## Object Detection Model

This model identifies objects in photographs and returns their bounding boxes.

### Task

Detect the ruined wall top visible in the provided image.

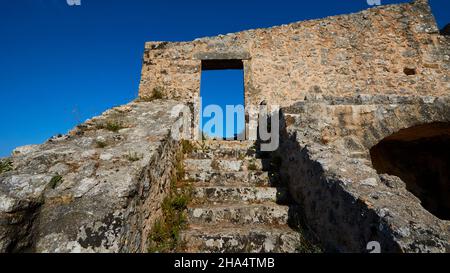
[138,0,449,107]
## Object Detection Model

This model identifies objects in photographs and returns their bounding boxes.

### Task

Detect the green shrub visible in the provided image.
[126,152,142,162]
[96,140,108,148]
[0,159,13,174]
[148,151,191,253]
[147,191,190,253]
[105,121,124,132]
[139,87,165,102]
[181,140,195,154]
[49,175,63,189]
[248,161,258,171]
[151,86,165,100]
[148,220,171,253]
[96,120,125,132]
[175,152,185,181]
[170,194,189,211]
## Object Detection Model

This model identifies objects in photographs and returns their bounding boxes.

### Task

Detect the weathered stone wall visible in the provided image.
[0,100,184,253]
[138,0,448,107]
[277,95,450,252]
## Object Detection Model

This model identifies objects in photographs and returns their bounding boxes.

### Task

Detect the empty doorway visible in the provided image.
[200,60,245,140]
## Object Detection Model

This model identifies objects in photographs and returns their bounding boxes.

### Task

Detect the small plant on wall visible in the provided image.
[147,150,192,253]
[151,86,165,100]
[136,86,166,102]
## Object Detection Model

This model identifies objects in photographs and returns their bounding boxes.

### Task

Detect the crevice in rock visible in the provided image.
[4,202,43,253]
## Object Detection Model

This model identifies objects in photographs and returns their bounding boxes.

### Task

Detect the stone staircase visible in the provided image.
[179,140,303,253]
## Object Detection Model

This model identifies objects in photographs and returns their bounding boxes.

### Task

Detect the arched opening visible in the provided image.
[370,122,450,220]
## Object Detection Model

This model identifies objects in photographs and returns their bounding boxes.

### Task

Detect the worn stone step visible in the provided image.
[191,186,289,204]
[187,149,257,160]
[184,170,278,186]
[187,202,289,226]
[181,224,301,253]
[184,158,263,172]
[185,141,257,159]
[197,140,255,150]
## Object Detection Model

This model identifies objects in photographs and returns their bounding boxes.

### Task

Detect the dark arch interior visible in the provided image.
[441,23,450,35]
[370,122,450,220]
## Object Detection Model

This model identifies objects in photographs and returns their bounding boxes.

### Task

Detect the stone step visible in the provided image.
[198,140,255,150]
[181,224,301,253]
[185,141,257,156]
[184,170,278,186]
[191,186,289,204]
[184,158,263,172]
[187,149,257,160]
[187,202,289,226]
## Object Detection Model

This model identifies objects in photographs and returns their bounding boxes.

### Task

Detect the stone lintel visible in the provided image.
[194,51,251,61]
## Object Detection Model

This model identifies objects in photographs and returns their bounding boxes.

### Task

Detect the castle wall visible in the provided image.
[138,0,449,107]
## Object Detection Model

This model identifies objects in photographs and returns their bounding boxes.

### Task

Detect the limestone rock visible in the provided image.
[0,100,182,253]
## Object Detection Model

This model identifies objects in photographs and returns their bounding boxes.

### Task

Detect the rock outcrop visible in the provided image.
[0,101,183,252]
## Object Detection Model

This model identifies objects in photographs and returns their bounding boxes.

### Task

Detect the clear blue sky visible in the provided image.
[0,0,448,156]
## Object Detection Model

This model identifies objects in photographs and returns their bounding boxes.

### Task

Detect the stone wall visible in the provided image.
[276,95,450,252]
[0,100,183,253]
[138,0,448,107]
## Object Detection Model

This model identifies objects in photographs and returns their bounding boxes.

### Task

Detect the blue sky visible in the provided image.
[0,0,448,156]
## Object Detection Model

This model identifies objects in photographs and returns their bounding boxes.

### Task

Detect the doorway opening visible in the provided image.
[200,60,245,140]
[370,122,450,220]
